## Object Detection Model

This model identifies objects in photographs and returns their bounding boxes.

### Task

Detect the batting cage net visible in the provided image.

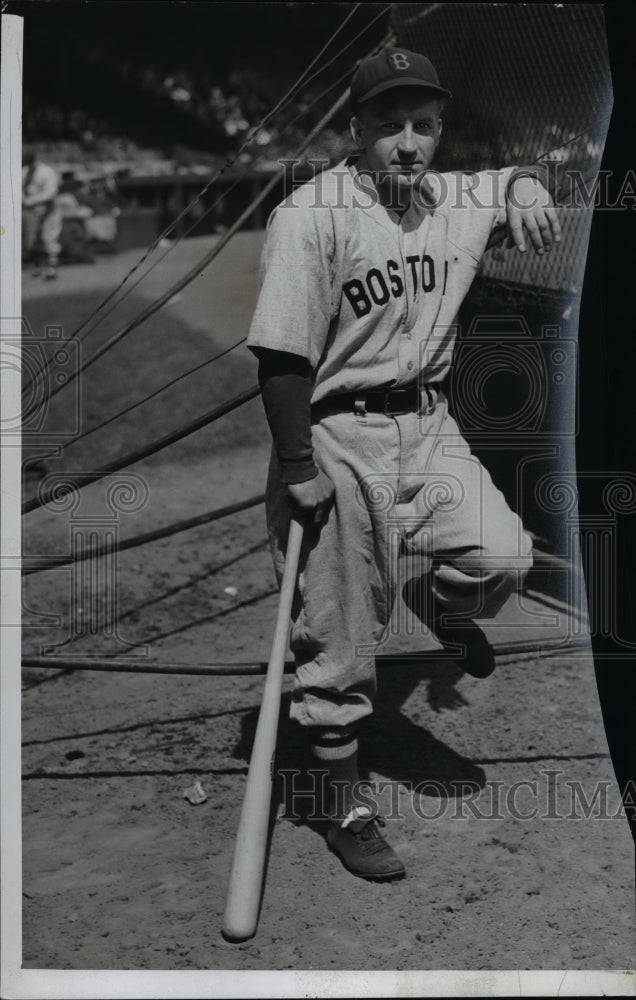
[391,2,612,295]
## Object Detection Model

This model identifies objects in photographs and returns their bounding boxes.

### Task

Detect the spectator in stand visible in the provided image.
[22,146,62,279]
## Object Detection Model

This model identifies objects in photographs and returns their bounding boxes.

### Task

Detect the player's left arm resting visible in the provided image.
[504,166,562,255]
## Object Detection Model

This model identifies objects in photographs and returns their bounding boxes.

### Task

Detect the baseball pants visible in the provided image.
[266,388,533,730]
[22,204,62,264]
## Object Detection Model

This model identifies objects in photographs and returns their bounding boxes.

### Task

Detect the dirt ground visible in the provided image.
[18,235,634,973]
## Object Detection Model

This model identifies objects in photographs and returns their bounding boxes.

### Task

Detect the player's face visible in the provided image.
[351,90,443,202]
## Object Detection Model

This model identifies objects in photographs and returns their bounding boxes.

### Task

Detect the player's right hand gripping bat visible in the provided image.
[222,514,304,941]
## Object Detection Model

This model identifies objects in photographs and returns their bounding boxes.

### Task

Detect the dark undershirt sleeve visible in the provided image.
[253,347,318,485]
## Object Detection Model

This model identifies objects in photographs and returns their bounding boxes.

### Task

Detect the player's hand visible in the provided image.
[287,470,335,524]
[505,175,562,255]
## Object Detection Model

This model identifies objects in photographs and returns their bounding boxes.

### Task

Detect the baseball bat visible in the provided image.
[222,514,304,941]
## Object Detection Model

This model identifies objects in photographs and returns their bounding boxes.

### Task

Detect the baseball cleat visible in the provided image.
[326,816,406,881]
[431,610,496,679]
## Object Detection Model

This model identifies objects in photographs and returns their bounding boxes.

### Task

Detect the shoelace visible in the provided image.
[355,816,391,854]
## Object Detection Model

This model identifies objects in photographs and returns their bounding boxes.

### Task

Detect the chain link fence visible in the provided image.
[392,3,612,294]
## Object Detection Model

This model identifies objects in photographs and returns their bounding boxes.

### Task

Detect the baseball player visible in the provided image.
[22,146,62,280]
[247,47,561,880]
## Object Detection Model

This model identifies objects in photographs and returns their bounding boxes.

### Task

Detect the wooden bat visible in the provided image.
[222,514,305,941]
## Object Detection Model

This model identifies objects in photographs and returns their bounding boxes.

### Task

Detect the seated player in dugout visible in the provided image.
[247,47,561,881]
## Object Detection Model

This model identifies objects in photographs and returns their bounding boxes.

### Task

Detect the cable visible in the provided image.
[19,657,295,677]
[20,178,246,408]
[20,637,591,677]
[22,384,261,515]
[26,45,379,448]
[23,9,391,416]
[23,84,352,423]
[25,19,598,509]
[22,4,364,401]
[127,586,280,647]
[23,91,607,518]
[26,63,357,441]
[22,493,265,574]
[399,3,444,29]
[78,2,364,328]
[115,538,269,625]
[62,180,245,342]
[35,336,247,462]
[26,29,394,453]
[286,5,391,95]
[25,57,368,442]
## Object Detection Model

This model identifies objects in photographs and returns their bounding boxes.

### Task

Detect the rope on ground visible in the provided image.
[22,493,265,574]
[21,639,592,677]
[122,585,280,647]
[22,384,261,515]
[116,538,269,625]
[36,336,247,462]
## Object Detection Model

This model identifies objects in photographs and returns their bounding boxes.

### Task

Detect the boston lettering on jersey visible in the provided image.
[342,254,449,318]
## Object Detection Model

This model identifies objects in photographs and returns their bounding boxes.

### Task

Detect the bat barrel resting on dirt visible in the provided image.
[222,515,304,942]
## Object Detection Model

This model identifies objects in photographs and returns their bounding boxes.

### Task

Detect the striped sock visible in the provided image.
[308,726,360,823]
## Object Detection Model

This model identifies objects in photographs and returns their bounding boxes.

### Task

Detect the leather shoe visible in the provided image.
[326,816,406,881]
[432,609,496,679]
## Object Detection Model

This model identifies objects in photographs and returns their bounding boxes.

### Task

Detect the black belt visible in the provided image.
[314,382,440,417]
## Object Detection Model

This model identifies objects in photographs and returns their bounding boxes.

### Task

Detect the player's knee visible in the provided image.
[485,527,533,577]
[471,531,533,617]
[517,529,534,582]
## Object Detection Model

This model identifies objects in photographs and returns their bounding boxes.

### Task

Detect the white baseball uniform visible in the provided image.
[22,160,62,264]
[248,158,533,729]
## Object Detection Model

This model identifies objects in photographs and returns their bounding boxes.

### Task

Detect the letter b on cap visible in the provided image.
[391,52,410,70]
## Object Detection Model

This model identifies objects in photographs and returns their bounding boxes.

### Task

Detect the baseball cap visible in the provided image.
[350,47,452,106]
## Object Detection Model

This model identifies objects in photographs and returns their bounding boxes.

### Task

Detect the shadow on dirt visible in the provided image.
[231,663,487,846]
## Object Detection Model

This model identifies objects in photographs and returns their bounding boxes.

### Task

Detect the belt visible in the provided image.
[314,382,440,417]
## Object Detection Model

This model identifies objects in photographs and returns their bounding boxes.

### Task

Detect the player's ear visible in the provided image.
[350,115,364,148]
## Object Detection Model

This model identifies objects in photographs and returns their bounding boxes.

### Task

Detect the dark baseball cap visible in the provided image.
[350,47,451,106]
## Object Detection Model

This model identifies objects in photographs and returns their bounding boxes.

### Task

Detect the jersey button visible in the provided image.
[407,361,414,371]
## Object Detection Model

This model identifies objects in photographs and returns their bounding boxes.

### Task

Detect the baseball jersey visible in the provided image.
[22,161,59,207]
[247,157,517,404]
